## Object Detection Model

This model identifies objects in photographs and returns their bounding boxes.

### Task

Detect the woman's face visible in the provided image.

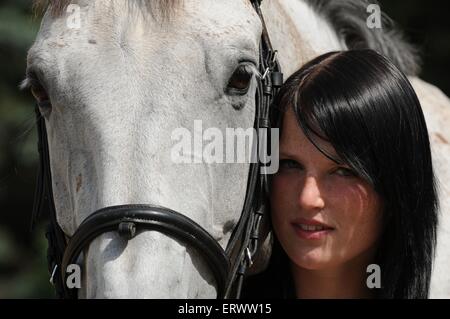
[271,108,383,270]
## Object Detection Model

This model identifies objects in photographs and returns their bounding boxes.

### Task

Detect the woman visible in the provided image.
[244,49,438,299]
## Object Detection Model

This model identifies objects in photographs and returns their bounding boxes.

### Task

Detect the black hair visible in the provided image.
[244,49,438,299]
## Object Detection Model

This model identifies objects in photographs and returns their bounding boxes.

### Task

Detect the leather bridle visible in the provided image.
[31,0,282,299]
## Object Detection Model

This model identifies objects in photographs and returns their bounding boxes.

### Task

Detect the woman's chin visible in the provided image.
[291,251,334,271]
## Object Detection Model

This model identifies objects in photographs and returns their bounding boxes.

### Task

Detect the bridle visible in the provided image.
[31,0,282,299]
[32,0,282,299]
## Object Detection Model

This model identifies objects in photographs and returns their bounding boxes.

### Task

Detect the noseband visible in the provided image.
[31,0,282,299]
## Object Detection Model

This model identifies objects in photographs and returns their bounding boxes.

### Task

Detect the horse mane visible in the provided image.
[33,0,181,19]
[305,0,421,76]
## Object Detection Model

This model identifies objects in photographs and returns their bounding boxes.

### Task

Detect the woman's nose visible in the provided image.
[298,176,325,210]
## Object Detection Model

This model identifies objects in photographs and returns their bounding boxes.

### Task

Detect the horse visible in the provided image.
[25,0,450,298]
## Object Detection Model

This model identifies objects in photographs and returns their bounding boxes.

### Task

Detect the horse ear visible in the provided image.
[306,0,421,76]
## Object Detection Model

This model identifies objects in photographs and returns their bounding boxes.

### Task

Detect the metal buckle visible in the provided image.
[118,221,137,240]
[49,264,58,284]
[270,51,278,66]
[261,68,270,80]
[245,247,253,267]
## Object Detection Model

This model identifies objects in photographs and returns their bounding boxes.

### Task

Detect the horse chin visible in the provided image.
[80,231,218,298]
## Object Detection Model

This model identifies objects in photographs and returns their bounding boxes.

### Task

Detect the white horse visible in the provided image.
[25,0,450,298]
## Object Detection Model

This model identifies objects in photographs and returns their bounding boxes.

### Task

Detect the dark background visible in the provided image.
[0,0,449,298]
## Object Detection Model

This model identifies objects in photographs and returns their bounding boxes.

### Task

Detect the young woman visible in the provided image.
[244,49,438,299]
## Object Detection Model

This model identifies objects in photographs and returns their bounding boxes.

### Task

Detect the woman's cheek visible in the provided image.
[326,178,383,255]
[271,172,298,204]
[270,173,298,229]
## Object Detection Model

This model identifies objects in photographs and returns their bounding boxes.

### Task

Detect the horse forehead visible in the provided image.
[76,0,260,39]
[185,0,261,33]
[31,0,261,68]
[27,0,262,117]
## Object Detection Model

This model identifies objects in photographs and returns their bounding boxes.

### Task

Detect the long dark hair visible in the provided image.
[257,49,438,299]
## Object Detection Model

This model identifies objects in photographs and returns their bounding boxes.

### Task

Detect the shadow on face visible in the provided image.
[270,108,383,271]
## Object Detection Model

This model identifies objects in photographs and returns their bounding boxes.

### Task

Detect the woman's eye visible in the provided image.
[333,167,356,177]
[279,159,302,170]
[226,64,254,95]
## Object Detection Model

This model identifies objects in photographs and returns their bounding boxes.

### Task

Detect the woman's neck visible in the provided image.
[291,249,377,299]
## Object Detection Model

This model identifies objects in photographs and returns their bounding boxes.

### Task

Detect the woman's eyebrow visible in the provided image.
[279,150,299,158]
[279,148,348,167]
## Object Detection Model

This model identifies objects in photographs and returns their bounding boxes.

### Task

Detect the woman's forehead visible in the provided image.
[280,108,341,163]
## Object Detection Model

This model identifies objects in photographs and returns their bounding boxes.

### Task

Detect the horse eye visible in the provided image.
[29,77,52,113]
[226,64,254,95]
[31,82,48,102]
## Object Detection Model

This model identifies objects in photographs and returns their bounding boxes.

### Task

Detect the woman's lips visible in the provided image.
[291,218,335,240]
